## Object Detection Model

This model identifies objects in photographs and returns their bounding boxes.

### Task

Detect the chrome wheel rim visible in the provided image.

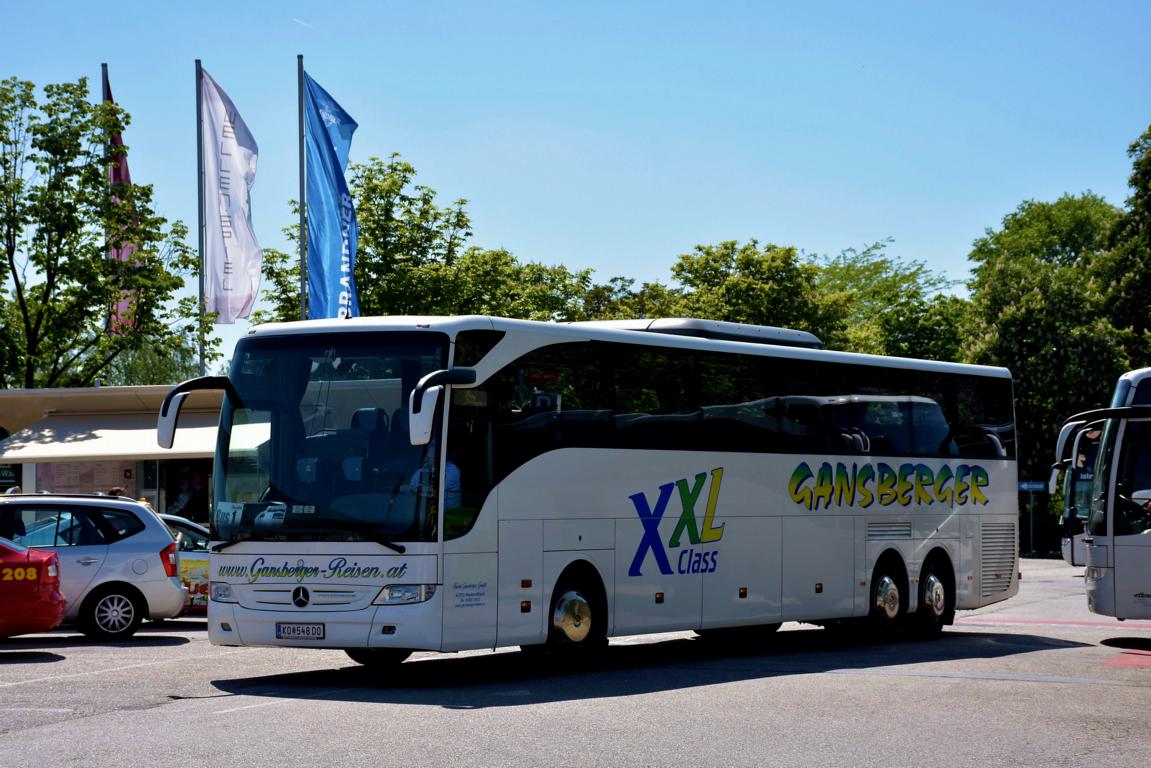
[875,576,900,621]
[923,574,946,620]
[552,590,592,643]
[94,594,135,634]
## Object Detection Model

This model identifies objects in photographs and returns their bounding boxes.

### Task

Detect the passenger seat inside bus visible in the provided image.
[341,407,390,483]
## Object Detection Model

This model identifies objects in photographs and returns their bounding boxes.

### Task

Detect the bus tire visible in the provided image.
[345,648,412,666]
[547,568,607,654]
[913,555,955,637]
[868,554,908,635]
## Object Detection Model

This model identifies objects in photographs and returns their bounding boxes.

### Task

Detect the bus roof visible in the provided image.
[242,315,1012,380]
[571,318,823,349]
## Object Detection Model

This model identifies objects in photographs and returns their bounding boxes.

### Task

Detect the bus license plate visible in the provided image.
[276,622,325,640]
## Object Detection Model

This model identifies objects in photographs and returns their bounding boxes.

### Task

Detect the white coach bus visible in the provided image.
[1051,367,1151,619]
[158,316,1019,665]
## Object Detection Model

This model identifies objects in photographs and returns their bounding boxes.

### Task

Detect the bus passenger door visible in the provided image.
[1110,419,1151,618]
[441,552,498,651]
[495,520,544,647]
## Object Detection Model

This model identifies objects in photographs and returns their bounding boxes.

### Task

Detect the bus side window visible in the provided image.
[1116,423,1151,535]
[445,388,494,541]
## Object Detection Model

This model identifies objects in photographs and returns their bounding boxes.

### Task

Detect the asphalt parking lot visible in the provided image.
[2,558,1150,768]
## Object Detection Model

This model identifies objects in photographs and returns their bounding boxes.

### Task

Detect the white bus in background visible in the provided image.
[1054,426,1100,567]
[158,316,1019,666]
[1051,367,1151,619]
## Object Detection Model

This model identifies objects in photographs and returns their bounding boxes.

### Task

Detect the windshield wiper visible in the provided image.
[210,536,245,553]
[368,535,406,554]
[282,521,408,553]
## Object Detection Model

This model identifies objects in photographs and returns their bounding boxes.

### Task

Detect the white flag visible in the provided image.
[200,69,261,324]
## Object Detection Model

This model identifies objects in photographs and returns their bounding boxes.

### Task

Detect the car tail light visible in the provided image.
[161,542,179,578]
[40,554,60,587]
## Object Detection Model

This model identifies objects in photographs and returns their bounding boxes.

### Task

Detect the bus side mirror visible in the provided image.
[158,392,191,449]
[1048,463,1065,495]
[409,386,442,446]
[157,376,232,449]
[409,368,477,446]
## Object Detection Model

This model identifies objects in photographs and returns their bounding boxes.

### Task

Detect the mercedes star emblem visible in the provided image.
[292,586,310,608]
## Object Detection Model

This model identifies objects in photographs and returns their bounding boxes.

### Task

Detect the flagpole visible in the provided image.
[101,61,110,242]
[195,59,206,376]
[297,54,308,321]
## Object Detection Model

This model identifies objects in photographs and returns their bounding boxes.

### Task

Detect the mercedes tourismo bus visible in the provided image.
[158,316,1019,665]
[1051,367,1151,619]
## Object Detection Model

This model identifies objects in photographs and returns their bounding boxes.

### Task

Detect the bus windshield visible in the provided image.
[212,331,449,545]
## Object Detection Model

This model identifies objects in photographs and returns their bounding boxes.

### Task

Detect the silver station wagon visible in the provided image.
[0,494,187,639]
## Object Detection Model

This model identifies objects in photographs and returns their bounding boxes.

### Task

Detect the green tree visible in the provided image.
[670,240,851,345]
[259,154,593,323]
[815,239,960,356]
[877,293,967,362]
[0,76,204,388]
[580,276,685,320]
[1093,124,1151,363]
[100,336,203,386]
[964,193,1127,487]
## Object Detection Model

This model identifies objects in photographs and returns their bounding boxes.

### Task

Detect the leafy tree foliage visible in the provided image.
[0,76,204,388]
[814,239,959,356]
[1093,125,1151,363]
[259,154,591,322]
[877,293,966,362]
[964,193,1126,483]
[100,336,203,386]
[579,276,684,320]
[669,240,851,345]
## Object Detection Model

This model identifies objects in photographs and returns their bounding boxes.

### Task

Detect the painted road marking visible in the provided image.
[0,649,254,688]
[1104,649,1151,669]
[958,617,1151,631]
[830,669,1117,685]
[213,687,360,714]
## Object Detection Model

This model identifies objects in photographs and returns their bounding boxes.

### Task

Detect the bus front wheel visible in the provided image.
[345,648,412,667]
[547,574,606,653]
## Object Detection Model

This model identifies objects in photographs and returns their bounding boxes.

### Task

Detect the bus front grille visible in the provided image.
[249,588,361,607]
[980,523,1017,598]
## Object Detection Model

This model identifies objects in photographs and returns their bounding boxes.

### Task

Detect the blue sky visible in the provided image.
[4,1,1150,355]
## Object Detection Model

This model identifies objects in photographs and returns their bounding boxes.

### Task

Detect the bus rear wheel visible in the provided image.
[345,648,412,667]
[913,559,954,637]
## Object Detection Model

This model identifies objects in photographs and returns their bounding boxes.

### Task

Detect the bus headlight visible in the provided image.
[210,582,237,603]
[373,584,437,605]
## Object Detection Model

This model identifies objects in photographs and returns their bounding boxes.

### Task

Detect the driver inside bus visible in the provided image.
[1124,489,1151,535]
[407,452,462,510]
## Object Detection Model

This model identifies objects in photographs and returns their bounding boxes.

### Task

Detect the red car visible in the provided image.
[0,535,66,638]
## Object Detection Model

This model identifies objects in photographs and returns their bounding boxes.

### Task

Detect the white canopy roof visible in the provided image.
[0,412,220,463]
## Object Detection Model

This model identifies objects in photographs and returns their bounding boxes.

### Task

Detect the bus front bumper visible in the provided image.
[207,594,443,650]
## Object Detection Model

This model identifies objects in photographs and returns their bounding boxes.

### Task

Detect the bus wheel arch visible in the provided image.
[914,548,956,635]
[547,560,608,651]
[869,550,909,632]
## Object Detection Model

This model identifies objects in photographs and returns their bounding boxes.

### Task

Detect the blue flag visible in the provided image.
[304,73,359,319]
